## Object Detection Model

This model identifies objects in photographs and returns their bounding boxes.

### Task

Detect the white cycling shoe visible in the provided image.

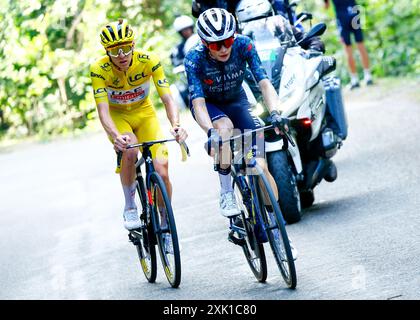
[123,208,142,231]
[220,191,241,217]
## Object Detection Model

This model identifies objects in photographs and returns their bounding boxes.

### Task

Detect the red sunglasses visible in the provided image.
[205,36,235,51]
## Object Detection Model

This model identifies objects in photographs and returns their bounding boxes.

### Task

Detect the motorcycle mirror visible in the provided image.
[297,22,327,45]
[288,0,301,8]
[307,23,327,38]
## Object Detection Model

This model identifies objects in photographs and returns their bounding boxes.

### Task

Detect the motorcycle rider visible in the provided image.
[270,0,303,31]
[191,0,241,18]
[236,0,325,53]
[236,0,338,183]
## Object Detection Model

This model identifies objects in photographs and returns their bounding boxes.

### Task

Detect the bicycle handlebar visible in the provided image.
[221,124,296,148]
[116,138,190,171]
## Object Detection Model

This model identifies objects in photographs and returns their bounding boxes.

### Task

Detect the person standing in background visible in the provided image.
[324,0,373,89]
[192,0,241,18]
[170,15,197,67]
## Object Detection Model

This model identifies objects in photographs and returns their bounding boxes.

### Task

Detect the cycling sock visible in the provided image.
[218,167,233,194]
[350,73,359,85]
[123,181,137,211]
[363,69,372,81]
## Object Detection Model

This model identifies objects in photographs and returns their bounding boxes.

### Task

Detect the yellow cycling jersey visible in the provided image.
[90,49,171,111]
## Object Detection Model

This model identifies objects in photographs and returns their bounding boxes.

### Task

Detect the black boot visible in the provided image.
[324,161,337,182]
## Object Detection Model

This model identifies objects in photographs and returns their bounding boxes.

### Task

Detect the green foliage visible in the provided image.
[0,0,418,141]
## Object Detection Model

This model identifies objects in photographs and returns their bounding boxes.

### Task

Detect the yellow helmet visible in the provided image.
[100,19,135,49]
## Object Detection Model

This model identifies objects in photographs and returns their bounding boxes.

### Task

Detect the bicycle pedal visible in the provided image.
[228,230,246,246]
[128,233,141,246]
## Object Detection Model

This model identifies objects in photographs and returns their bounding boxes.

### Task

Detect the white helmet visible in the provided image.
[173,15,194,32]
[235,0,274,23]
[196,8,236,42]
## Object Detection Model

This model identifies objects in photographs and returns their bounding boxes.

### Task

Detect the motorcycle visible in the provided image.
[239,14,348,223]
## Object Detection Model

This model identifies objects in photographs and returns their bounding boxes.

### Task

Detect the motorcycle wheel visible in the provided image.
[267,150,302,224]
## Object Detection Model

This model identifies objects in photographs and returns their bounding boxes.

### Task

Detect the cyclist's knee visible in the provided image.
[155,162,169,179]
[123,148,137,163]
[122,131,137,143]
[213,117,234,138]
[256,158,268,171]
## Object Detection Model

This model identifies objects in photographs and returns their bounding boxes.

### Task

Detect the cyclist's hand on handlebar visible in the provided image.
[114,134,130,152]
[270,110,289,135]
[204,128,221,157]
[170,126,188,143]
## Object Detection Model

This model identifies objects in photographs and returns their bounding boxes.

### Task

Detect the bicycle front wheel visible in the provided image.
[150,172,181,288]
[233,175,267,283]
[254,173,297,289]
[134,178,157,283]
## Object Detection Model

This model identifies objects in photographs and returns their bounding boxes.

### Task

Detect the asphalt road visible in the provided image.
[1,80,419,300]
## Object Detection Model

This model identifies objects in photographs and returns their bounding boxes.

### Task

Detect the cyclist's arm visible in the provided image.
[160,93,180,128]
[150,54,179,128]
[191,98,213,133]
[90,66,120,140]
[184,52,212,133]
[258,79,286,114]
[96,102,119,141]
[90,65,129,150]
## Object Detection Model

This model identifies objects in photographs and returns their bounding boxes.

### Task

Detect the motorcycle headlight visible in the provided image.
[252,102,265,117]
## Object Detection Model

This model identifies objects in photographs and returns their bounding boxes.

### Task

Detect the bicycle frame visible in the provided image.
[133,144,171,241]
[230,163,267,246]
[226,124,292,245]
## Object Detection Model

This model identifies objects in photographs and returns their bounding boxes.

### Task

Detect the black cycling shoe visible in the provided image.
[349,82,360,90]
[324,161,337,182]
[365,79,374,86]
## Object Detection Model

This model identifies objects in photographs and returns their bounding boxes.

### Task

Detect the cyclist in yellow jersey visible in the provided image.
[90,19,188,230]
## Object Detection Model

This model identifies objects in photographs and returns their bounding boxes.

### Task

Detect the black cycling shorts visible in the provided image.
[336,11,364,45]
[190,90,265,158]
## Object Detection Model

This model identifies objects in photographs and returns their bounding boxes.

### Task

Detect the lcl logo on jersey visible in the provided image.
[157,79,169,88]
[94,87,107,95]
[128,72,148,84]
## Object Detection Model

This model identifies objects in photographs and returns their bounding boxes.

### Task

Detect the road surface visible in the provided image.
[0,79,419,300]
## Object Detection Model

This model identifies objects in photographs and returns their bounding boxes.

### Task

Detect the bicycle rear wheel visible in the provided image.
[233,175,267,282]
[254,174,297,289]
[150,172,181,288]
[134,178,157,283]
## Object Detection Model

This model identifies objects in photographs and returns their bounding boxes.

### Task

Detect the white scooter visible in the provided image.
[240,14,348,223]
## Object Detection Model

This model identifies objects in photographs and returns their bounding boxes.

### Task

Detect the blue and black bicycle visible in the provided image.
[224,125,297,289]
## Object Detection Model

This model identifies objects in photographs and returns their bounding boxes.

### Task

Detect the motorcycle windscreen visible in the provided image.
[242,17,289,91]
